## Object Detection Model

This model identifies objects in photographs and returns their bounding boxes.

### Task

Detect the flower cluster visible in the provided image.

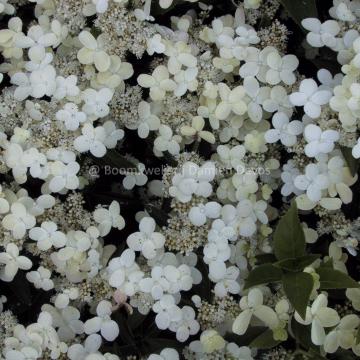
[0,0,360,359]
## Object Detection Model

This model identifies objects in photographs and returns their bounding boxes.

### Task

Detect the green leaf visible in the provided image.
[113,312,135,345]
[319,258,333,269]
[317,268,360,290]
[291,318,320,354]
[249,329,282,349]
[280,0,317,27]
[244,264,283,290]
[341,146,359,176]
[274,254,321,272]
[273,201,306,261]
[255,253,277,265]
[225,327,267,346]
[282,272,314,320]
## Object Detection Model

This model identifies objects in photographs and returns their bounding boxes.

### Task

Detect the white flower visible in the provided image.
[166,41,197,75]
[136,101,160,139]
[14,19,62,48]
[232,288,279,335]
[303,124,339,157]
[243,76,268,123]
[173,68,198,97]
[232,172,259,200]
[107,249,141,291]
[137,65,176,101]
[294,163,329,202]
[81,88,113,121]
[217,144,246,170]
[281,160,302,196]
[213,266,241,298]
[77,31,111,72]
[84,300,119,341]
[4,347,40,360]
[235,26,260,45]
[239,46,273,80]
[123,163,148,190]
[93,201,125,236]
[337,29,359,65]
[208,219,236,243]
[25,44,53,71]
[127,217,165,259]
[102,121,124,149]
[68,334,102,360]
[290,79,332,118]
[215,83,247,120]
[91,55,133,89]
[153,295,182,330]
[169,306,199,342]
[346,286,360,312]
[47,148,76,163]
[302,18,340,48]
[4,144,49,182]
[139,264,193,300]
[147,34,166,56]
[29,221,67,251]
[48,161,80,193]
[42,304,84,343]
[2,202,36,239]
[0,0,14,14]
[26,266,54,291]
[180,116,215,144]
[347,83,360,115]
[11,65,57,100]
[244,0,261,9]
[169,161,216,202]
[330,1,356,21]
[158,0,173,9]
[324,314,359,353]
[326,155,355,205]
[0,17,24,59]
[56,103,87,131]
[198,329,226,353]
[74,124,107,158]
[264,112,303,146]
[134,0,154,22]
[148,348,179,360]
[54,75,80,100]
[221,199,265,237]
[189,201,221,226]
[25,148,49,179]
[154,125,181,156]
[265,51,299,85]
[317,69,343,91]
[139,266,171,300]
[0,243,32,282]
[91,0,109,13]
[55,288,79,309]
[295,293,340,346]
[262,85,293,116]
